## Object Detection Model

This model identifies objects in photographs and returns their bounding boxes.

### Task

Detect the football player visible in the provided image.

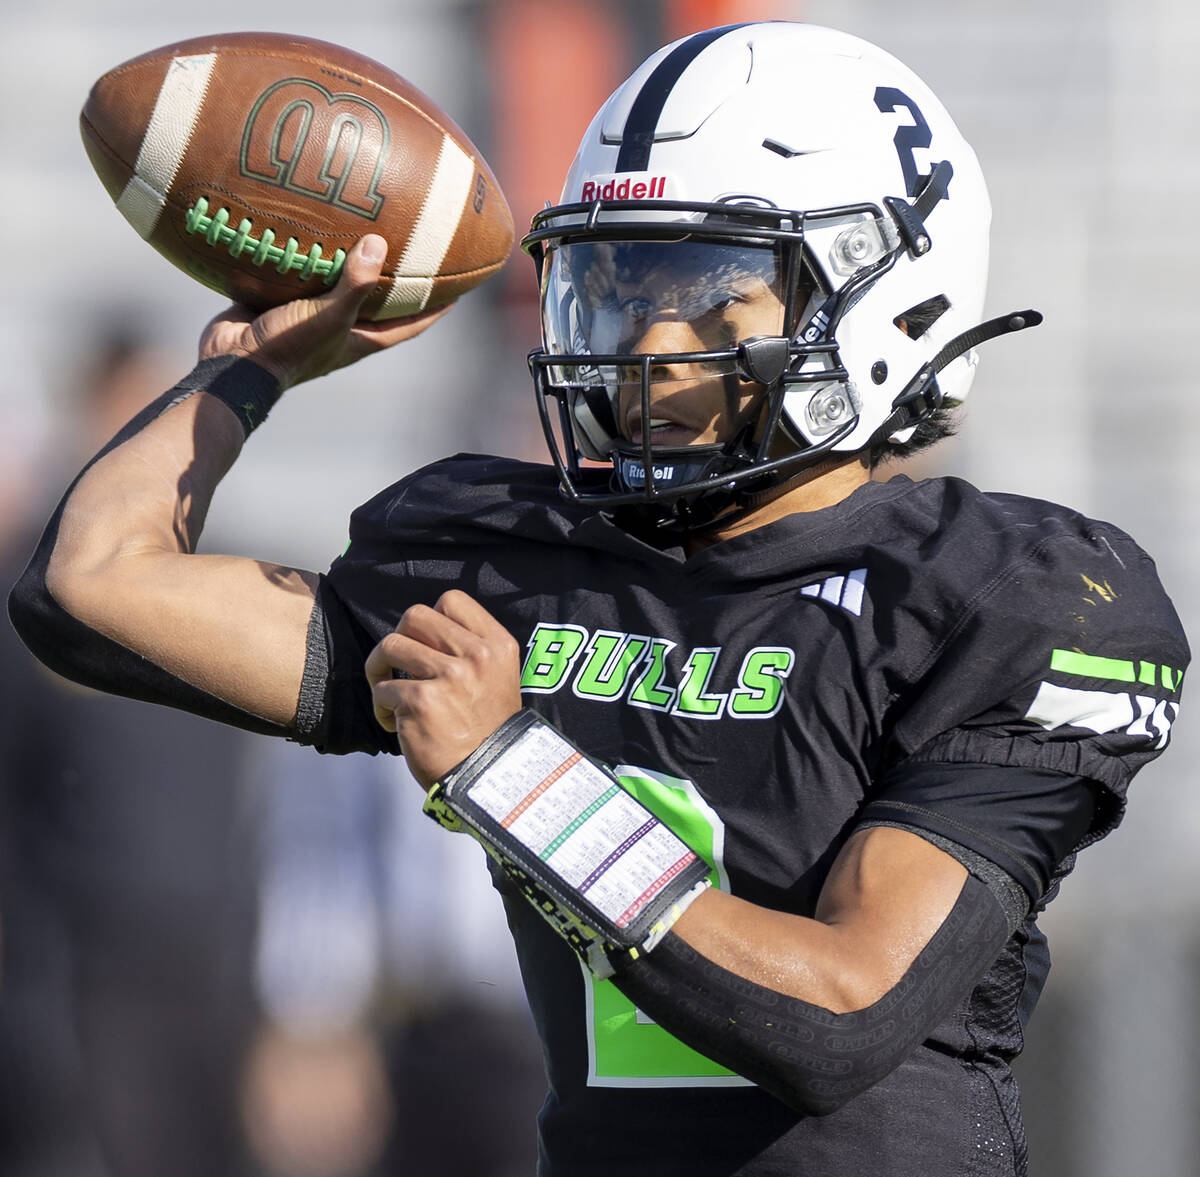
[10,23,1189,1176]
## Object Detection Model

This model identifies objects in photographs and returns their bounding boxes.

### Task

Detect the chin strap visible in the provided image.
[614,449,852,540]
[612,475,751,537]
[872,308,1043,445]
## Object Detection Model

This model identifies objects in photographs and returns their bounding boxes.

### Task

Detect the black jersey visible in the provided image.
[302,455,1188,1177]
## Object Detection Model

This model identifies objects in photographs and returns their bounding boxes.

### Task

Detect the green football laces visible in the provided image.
[184,197,347,286]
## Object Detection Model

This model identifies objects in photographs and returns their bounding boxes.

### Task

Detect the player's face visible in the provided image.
[614,251,786,447]
[543,241,790,448]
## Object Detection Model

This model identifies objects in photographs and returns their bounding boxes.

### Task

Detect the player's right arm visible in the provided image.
[8,235,448,733]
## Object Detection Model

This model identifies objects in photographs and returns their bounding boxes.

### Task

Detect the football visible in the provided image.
[80,31,515,319]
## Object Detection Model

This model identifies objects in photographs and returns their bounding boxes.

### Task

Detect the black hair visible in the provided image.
[867,403,959,470]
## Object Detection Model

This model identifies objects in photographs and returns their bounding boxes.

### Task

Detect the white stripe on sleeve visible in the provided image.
[1024,681,1135,735]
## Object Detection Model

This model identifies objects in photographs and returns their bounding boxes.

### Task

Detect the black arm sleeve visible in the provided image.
[7,359,292,738]
[612,872,1009,1116]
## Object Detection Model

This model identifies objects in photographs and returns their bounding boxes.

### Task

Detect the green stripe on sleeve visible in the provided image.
[1050,649,1137,683]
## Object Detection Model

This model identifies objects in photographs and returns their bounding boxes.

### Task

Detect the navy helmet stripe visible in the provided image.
[615,24,750,173]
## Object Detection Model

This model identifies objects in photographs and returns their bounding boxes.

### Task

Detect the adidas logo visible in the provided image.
[800,568,867,617]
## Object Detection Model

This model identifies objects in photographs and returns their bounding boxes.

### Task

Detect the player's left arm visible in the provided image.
[611,825,1008,1115]
[611,533,1189,1114]
[365,591,1010,1115]
[670,824,972,1014]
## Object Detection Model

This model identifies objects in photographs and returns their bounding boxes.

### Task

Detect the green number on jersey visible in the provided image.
[583,765,752,1087]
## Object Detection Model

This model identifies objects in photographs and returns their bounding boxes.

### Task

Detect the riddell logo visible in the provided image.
[580,175,668,201]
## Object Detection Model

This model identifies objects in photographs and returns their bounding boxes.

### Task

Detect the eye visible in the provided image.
[587,290,618,313]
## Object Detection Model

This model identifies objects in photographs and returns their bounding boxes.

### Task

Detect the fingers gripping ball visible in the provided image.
[81,32,514,318]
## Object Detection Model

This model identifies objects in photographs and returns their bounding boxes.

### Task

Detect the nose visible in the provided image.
[632,313,702,355]
[629,315,704,382]
[618,314,710,432]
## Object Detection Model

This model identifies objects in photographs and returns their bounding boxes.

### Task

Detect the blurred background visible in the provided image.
[2,1,1197,1175]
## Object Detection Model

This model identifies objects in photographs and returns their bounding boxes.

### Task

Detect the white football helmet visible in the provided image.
[523,22,1039,528]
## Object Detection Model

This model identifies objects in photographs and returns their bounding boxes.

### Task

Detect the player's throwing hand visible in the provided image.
[199,234,455,392]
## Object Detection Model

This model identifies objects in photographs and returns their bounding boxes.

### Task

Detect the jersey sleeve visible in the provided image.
[290,572,400,756]
[289,476,425,757]
[862,519,1189,905]
[288,454,552,757]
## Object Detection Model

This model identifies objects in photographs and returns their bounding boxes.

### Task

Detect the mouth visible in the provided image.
[625,415,700,448]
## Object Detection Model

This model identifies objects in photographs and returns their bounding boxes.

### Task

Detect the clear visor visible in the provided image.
[539,240,789,388]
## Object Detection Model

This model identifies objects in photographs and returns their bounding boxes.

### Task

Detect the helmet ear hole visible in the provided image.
[894,294,951,340]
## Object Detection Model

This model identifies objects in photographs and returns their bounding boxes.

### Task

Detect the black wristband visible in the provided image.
[173,354,283,437]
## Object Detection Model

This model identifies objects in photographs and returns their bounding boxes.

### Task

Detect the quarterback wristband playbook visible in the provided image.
[423,710,711,978]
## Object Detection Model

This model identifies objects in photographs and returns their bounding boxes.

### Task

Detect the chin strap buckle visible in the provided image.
[876,309,1044,441]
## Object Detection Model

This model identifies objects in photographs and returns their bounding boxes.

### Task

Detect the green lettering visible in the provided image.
[573,632,649,699]
[673,648,726,718]
[729,647,794,717]
[629,638,677,710]
[520,624,588,692]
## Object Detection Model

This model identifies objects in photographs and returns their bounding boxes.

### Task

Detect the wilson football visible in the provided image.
[80,32,514,318]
